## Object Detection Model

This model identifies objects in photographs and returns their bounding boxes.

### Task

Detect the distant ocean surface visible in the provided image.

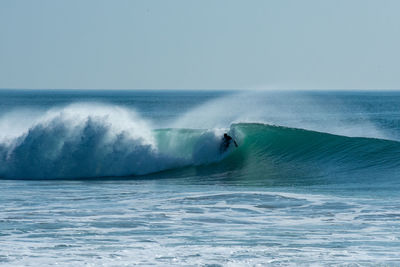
[1,89,400,266]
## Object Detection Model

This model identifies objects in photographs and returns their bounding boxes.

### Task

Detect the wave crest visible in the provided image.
[0,104,182,178]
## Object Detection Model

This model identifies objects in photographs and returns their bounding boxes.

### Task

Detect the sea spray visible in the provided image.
[0,103,181,178]
[0,103,229,179]
[173,91,392,140]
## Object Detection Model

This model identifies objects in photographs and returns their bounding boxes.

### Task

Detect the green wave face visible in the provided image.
[153,123,400,187]
[2,117,399,182]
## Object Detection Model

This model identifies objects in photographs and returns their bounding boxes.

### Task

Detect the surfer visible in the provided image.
[220,133,238,153]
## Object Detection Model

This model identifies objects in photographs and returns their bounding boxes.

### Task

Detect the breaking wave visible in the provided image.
[0,103,399,182]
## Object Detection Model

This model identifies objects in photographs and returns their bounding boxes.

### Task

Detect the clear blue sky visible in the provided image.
[1,0,399,90]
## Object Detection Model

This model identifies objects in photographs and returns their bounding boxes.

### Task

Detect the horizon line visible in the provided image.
[1,88,400,92]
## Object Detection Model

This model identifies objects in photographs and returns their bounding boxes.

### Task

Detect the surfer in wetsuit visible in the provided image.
[220,133,238,153]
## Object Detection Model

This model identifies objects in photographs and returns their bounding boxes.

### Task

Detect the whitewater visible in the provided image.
[1,89,400,265]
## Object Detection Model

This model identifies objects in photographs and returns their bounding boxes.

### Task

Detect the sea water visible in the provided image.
[0,89,399,266]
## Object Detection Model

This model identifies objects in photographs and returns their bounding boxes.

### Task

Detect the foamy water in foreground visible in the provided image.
[1,180,400,266]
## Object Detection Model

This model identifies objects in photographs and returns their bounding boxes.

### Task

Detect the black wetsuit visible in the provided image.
[220,134,238,153]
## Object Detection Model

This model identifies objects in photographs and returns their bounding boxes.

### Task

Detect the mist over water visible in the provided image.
[174,91,395,140]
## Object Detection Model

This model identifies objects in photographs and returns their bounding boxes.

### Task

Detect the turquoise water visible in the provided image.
[1,90,400,265]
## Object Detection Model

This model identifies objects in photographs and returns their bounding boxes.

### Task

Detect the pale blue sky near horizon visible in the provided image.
[0,0,399,90]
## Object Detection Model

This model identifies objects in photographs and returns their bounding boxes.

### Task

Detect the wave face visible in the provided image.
[220,123,400,186]
[0,104,399,182]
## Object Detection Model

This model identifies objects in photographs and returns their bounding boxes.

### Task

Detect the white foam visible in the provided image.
[0,103,181,178]
[0,103,231,178]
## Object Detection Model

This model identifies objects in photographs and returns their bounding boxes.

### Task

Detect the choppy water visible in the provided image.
[0,89,400,265]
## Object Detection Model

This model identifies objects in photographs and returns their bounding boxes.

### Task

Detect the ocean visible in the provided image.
[0,89,399,266]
